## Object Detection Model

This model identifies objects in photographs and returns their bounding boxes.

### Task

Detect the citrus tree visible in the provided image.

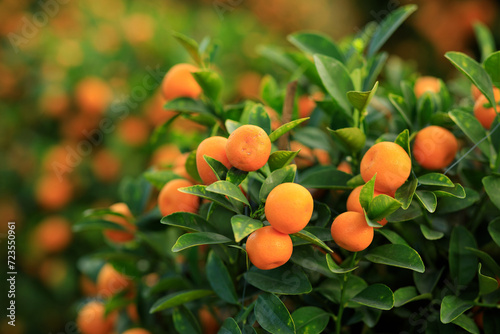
[74,5,500,334]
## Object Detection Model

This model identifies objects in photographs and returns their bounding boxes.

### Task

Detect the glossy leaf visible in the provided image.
[449,226,478,286]
[375,229,409,246]
[329,127,366,153]
[207,181,249,206]
[255,293,295,334]
[172,232,232,252]
[231,215,263,242]
[351,284,394,310]
[269,118,309,142]
[171,31,201,65]
[436,187,480,214]
[394,129,411,156]
[449,109,491,158]
[452,314,480,334]
[418,173,454,187]
[292,230,333,253]
[415,190,437,213]
[241,102,272,135]
[259,165,297,202]
[365,244,425,273]
[394,286,431,307]
[488,217,500,247]
[483,175,500,210]
[299,165,352,189]
[478,263,498,296]
[245,264,312,295]
[161,212,217,233]
[386,201,422,222]
[389,94,412,129]
[484,51,500,88]
[474,22,496,62]
[179,185,237,212]
[150,290,214,313]
[292,306,330,334]
[347,81,379,112]
[367,194,402,221]
[325,254,358,274]
[226,168,248,186]
[73,218,126,233]
[185,150,202,182]
[219,318,242,334]
[440,295,474,324]
[204,156,229,182]
[173,306,202,334]
[192,70,223,101]
[395,177,418,210]
[207,251,238,304]
[143,170,181,189]
[465,247,500,278]
[433,183,466,198]
[420,224,444,240]
[288,31,344,61]
[268,150,300,172]
[164,97,210,114]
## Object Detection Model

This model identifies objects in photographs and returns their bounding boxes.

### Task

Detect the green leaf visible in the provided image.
[375,229,409,246]
[299,165,352,190]
[292,230,333,253]
[72,218,127,233]
[394,286,432,307]
[255,293,296,334]
[367,4,418,56]
[394,129,411,157]
[226,168,248,186]
[164,97,210,114]
[314,54,354,115]
[192,70,223,101]
[240,102,272,135]
[389,94,412,129]
[260,75,282,111]
[150,289,214,313]
[413,268,444,295]
[186,150,202,183]
[119,176,151,217]
[329,127,366,153]
[474,22,496,62]
[172,232,232,252]
[173,305,202,334]
[436,187,480,214]
[231,215,263,242]
[268,150,300,172]
[418,173,454,187]
[226,119,241,134]
[179,185,238,213]
[433,183,466,198]
[446,52,497,113]
[386,201,422,222]
[488,217,500,247]
[395,177,418,210]
[259,165,297,202]
[415,190,437,213]
[465,247,500,278]
[325,254,358,274]
[449,226,478,286]
[269,118,310,142]
[219,318,242,334]
[452,314,480,334]
[365,244,425,273]
[143,170,181,190]
[206,251,239,304]
[149,277,190,295]
[245,264,312,295]
[478,263,498,296]
[351,284,394,310]
[440,295,474,324]
[161,212,217,233]
[484,51,500,88]
[416,93,435,128]
[483,175,500,210]
[204,156,228,182]
[367,194,402,221]
[288,31,344,62]
[449,109,491,158]
[171,31,201,65]
[347,81,379,112]
[420,224,444,240]
[207,181,249,206]
[292,306,330,334]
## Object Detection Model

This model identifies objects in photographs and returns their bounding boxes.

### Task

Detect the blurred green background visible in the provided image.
[0,0,498,333]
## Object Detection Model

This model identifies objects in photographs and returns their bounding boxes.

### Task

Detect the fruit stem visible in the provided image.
[336,252,357,334]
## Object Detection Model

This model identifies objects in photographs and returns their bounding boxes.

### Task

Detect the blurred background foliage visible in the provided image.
[0,0,499,333]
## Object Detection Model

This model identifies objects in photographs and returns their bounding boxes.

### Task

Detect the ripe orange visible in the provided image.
[297,92,322,118]
[151,144,182,168]
[312,148,331,165]
[117,116,150,147]
[414,76,440,99]
[337,161,352,174]
[346,186,388,227]
[35,174,74,211]
[75,77,113,115]
[97,263,132,298]
[103,202,136,243]
[76,301,115,334]
[158,179,199,216]
[196,136,232,185]
[172,152,194,181]
[290,141,314,169]
[360,141,411,195]
[473,88,500,130]
[265,106,281,131]
[32,216,72,253]
[331,211,374,252]
[91,149,121,183]
[198,306,220,334]
[122,329,151,334]
[226,125,271,172]
[471,84,482,101]
[246,226,293,270]
[161,63,202,101]
[413,125,458,170]
[264,183,314,234]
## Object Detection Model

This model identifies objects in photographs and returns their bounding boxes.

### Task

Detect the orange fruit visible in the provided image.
[75,77,113,115]
[151,144,182,168]
[35,174,74,211]
[413,125,458,170]
[360,141,411,195]
[471,84,482,101]
[331,211,374,252]
[264,183,314,234]
[337,161,352,174]
[312,148,331,165]
[161,63,202,101]
[103,202,136,243]
[158,179,199,216]
[79,274,98,297]
[122,329,151,334]
[265,106,281,131]
[290,141,314,169]
[172,152,194,181]
[346,186,388,227]
[414,76,440,99]
[246,226,293,270]
[32,216,72,253]
[91,149,121,183]
[473,88,500,130]
[226,125,271,172]
[298,95,316,119]
[76,301,115,334]
[117,116,150,147]
[97,263,133,298]
[196,136,232,185]
[198,306,220,334]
